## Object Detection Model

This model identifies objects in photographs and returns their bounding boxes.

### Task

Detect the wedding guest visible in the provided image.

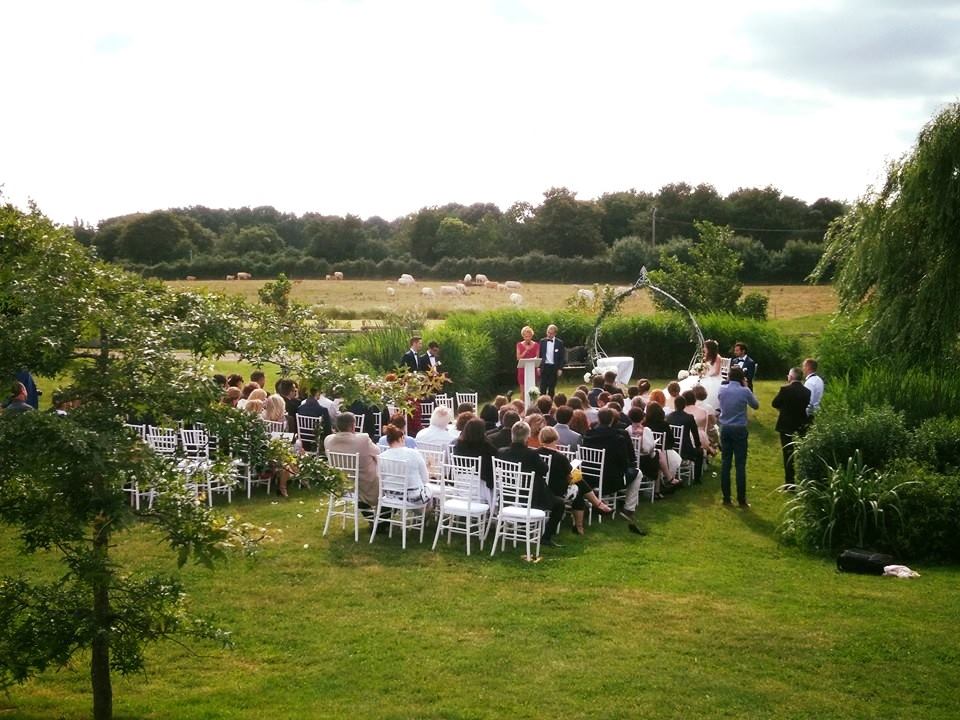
[516,326,539,391]
[377,412,417,448]
[250,370,266,389]
[213,373,227,389]
[717,366,759,508]
[452,417,497,491]
[636,378,652,404]
[803,358,824,419]
[479,403,499,432]
[772,367,811,489]
[681,389,715,456]
[244,398,265,415]
[261,394,287,424]
[3,382,34,415]
[535,395,556,425]
[568,396,585,411]
[666,395,704,484]
[423,341,442,372]
[587,376,604,407]
[497,421,566,548]
[664,381,681,412]
[455,411,475,433]
[569,409,590,437]
[493,395,509,411]
[226,374,244,389]
[553,406,582,450]
[627,407,665,497]
[643,402,681,488]
[401,336,424,372]
[602,370,621,395]
[649,389,667,407]
[525,413,546,448]
[324,412,381,514]
[297,386,333,450]
[582,408,646,534]
[554,392,568,408]
[222,387,242,407]
[539,426,613,535]
[538,324,566,396]
[380,424,433,503]
[416,405,457,445]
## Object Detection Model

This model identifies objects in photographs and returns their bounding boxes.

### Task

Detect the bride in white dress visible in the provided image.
[679,339,725,413]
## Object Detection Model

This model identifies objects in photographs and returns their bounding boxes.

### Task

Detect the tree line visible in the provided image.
[72,183,846,282]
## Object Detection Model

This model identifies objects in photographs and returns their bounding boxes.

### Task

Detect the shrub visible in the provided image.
[910,416,960,473]
[780,451,912,553]
[737,291,769,321]
[341,326,411,373]
[883,461,960,561]
[794,403,909,484]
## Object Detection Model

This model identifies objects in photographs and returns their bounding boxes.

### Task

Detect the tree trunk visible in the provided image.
[91,514,113,720]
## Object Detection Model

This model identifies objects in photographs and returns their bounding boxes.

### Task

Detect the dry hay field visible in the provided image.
[167,278,836,320]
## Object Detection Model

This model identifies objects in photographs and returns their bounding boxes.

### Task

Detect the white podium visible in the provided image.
[517,357,541,410]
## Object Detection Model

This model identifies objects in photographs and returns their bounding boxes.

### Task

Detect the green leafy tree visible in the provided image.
[116,211,192,264]
[598,190,653,245]
[407,207,443,264]
[258,272,292,315]
[221,223,285,255]
[816,102,960,361]
[532,187,605,258]
[648,221,743,314]
[434,216,474,258]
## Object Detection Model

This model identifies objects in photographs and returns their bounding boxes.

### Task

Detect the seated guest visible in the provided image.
[539,426,613,535]
[239,382,259,403]
[452,417,497,492]
[222,387,242,407]
[649,389,667,407]
[261,394,287,424]
[628,407,666,497]
[606,402,628,430]
[568,396,585,411]
[587,376,604,407]
[682,389,716,456]
[317,386,342,422]
[630,395,645,410]
[553,392,568,408]
[456,402,475,416]
[498,421,566,547]
[416,405,457,445]
[297,386,333,441]
[493,395,509,411]
[643,402,681,487]
[486,410,520,450]
[666,395,704,484]
[250,370,266,389]
[510,399,526,415]
[664,381,681,412]
[226,373,244,389]
[636,379,652,404]
[277,379,301,433]
[479,403,499,432]
[602,370,621,395]
[324,412,381,518]
[525,413,546,448]
[244,398,265,415]
[455,410,475,433]
[627,386,639,402]
[553,406,582,451]
[582,408,646,534]
[378,413,416,449]
[569,409,591,437]
[379,424,432,503]
[694,384,719,447]
[535,395,556,425]
[213,373,227,389]
[239,387,267,411]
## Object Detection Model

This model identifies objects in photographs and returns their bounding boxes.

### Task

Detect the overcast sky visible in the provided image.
[2,0,957,226]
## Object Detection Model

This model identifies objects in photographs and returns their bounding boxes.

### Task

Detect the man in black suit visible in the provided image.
[400,336,423,372]
[422,341,442,373]
[772,367,812,489]
[666,395,704,484]
[497,421,566,547]
[582,408,646,534]
[731,342,757,390]
[295,386,332,452]
[538,324,566,397]
[486,410,520,450]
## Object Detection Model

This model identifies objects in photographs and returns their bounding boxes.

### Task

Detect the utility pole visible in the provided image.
[651,207,657,246]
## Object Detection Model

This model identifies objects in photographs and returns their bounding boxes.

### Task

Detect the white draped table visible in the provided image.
[594,356,635,385]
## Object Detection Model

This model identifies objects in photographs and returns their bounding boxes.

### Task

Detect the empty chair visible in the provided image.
[369,457,429,549]
[419,401,435,419]
[434,394,454,410]
[353,414,365,433]
[489,458,544,560]
[433,455,490,555]
[146,426,179,458]
[323,452,362,542]
[455,392,478,409]
[296,414,324,453]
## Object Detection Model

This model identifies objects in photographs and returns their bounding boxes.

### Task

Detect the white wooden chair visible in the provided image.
[433,455,489,555]
[455,392,478,409]
[419,401,435,419]
[670,424,695,486]
[353,413,366,433]
[490,458,544,560]
[323,451,361,542]
[578,445,620,524]
[369,457,429,549]
[555,443,576,462]
[631,435,657,503]
[296,414,323,453]
[146,426,179,458]
[124,423,149,441]
[434,394,454,411]
[720,356,732,382]
[264,419,287,435]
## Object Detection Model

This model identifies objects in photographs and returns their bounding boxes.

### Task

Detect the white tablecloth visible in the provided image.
[594,356,634,385]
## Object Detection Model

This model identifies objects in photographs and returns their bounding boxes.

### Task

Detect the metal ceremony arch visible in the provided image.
[586,267,706,373]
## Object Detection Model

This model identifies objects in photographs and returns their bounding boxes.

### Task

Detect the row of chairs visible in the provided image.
[418,392,479,419]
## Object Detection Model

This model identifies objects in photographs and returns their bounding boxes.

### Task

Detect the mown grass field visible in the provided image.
[167,279,837,322]
[3,380,959,719]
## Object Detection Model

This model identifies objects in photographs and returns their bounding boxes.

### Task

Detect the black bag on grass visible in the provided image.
[836,549,895,575]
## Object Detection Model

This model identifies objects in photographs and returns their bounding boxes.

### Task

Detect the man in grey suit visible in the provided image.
[553,406,582,451]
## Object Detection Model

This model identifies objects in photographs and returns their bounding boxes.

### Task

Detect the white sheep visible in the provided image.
[455,283,467,294]
[386,287,396,298]
[439,285,458,295]
[484,280,498,289]
[398,274,415,286]
[577,288,596,302]
[237,272,252,280]
[185,275,197,281]
[475,273,489,285]
[496,283,507,291]
[509,292,523,306]
[504,280,522,289]
[225,275,236,281]
[421,287,435,297]
[463,274,473,284]
[333,271,344,280]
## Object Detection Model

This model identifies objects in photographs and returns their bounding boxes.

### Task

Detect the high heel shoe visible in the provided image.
[573,524,585,536]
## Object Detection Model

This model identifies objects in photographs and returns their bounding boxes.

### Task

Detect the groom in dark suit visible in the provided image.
[538,324,566,397]
[400,336,423,372]
[771,366,812,489]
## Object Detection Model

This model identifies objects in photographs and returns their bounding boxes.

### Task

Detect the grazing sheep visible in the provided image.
[185,275,197,281]
[577,288,596,302]
[504,280,522,289]
[484,280,498,289]
[225,275,236,281]
[455,283,467,294]
[333,271,344,280]
[325,274,332,280]
[398,274,415,286]
[509,292,523,306]
[237,272,252,280]
[463,274,473,284]
[496,283,507,291]
[386,287,396,297]
[475,273,489,285]
[439,285,458,295]
[421,287,435,297]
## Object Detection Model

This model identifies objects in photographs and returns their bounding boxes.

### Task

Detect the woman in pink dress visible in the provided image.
[515,325,539,389]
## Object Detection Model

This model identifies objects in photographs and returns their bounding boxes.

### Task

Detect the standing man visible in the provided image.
[803,358,824,420]
[771,367,811,490]
[538,324,566,397]
[730,342,757,390]
[401,336,423,372]
[423,341,442,372]
[716,366,759,508]
[2,381,34,415]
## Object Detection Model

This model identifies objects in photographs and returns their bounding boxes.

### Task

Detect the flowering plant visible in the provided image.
[690,362,708,378]
[677,370,690,381]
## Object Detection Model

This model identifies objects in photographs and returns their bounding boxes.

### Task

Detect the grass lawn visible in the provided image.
[2,381,959,719]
